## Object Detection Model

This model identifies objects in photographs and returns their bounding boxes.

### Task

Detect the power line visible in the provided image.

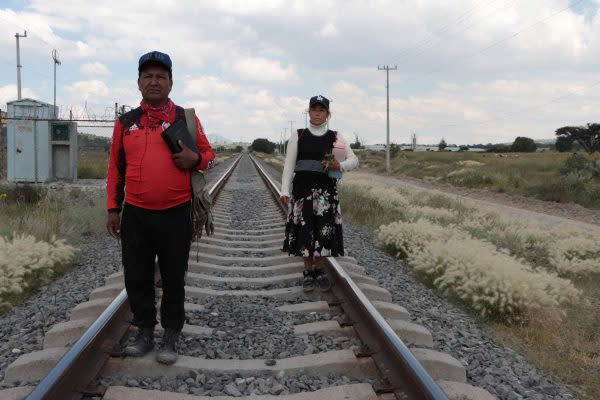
[415,0,586,78]
[396,0,521,64]
[393,0,493,61]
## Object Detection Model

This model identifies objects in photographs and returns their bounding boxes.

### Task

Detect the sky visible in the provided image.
[0,0,599,145]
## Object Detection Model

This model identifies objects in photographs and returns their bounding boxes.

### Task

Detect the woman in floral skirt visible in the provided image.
[280,95,359,292]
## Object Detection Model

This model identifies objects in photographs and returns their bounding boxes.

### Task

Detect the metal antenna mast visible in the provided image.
[378,65,397,173]
[52,49,61,117]
[15,31,27,100]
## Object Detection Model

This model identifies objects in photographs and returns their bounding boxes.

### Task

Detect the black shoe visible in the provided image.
[315,269,332,292]
[124,327,154,357]
[302,270,315,292]
[156,328,180,365]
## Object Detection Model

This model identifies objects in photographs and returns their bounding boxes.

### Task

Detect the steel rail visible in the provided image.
[249,153,448,400]
[27,154,243,400]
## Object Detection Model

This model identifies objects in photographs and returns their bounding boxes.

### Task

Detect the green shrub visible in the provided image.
[446,169,496,187]
[561,153,592,177]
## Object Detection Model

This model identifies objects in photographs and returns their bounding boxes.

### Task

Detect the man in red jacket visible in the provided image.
[106,51,214,365]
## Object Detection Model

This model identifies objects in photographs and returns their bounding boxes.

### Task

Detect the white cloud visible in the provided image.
[0,85,39,108]
[240,89,275,108]
[318,22,338,37]
[80,62,110,77]
[65,80,109,101]
[227,56,299,83]
[183,77,240,97]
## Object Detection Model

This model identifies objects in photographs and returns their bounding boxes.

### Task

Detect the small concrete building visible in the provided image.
[7,98,77,182]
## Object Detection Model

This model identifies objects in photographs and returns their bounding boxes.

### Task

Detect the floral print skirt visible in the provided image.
[283,173,344,257]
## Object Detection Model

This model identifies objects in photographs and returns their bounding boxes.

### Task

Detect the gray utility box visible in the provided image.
[7,98,78,182]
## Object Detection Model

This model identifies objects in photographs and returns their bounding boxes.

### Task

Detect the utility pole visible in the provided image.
[282,127,287,156]
[378,65,397,173]
[52,49,61,117]
[15,31,27,100]
[303,111,308,128]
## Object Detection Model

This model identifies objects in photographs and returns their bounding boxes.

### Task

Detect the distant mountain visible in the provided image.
[533,138,557,145]
[208,134,232,144]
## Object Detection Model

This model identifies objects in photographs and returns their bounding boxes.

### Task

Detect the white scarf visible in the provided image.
[307,121,328,136]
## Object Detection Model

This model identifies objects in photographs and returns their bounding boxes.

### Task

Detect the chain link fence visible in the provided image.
[0,108,116,180]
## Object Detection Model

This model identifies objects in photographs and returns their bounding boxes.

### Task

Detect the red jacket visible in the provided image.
[106,103,215,211]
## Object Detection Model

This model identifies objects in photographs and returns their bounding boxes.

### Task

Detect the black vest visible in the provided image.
[296,128,337,161]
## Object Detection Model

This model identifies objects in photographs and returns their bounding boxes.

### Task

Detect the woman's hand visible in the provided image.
[328,160,341,171]
[280,195,290,206]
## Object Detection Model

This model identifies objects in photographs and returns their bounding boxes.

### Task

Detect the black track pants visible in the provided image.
[121,201,191,331]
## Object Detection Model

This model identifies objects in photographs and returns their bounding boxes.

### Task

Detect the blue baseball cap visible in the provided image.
[138,51,172,73]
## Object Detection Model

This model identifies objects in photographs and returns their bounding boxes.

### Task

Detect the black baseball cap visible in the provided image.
[309,95,330,110]
[138,51,172,74]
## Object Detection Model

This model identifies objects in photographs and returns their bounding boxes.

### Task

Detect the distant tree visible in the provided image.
[555,136,573,153]
[350,140,362,150]
[555,123,600,154]
[389,143,400,157]
[459,145,470,151]
[251,138,276,154]
[438,138,447,151]
[234,145,244,153]
[486,144,511,153]
[350,133,363,150]
[511,136,537,152]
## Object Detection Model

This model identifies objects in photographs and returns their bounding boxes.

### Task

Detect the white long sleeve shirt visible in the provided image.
[281,122,359,196]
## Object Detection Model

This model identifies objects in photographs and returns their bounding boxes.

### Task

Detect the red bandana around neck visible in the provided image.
[140,99,176,127]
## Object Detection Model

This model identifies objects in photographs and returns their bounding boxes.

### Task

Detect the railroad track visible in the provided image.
[1,154,494,400]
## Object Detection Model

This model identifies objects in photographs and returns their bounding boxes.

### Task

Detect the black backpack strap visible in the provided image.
[118,107,143,135]
[174,106,186,122]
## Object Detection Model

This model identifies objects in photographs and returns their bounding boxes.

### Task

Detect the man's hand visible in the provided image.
[281,195,290,206]
[173,140,200,169]
[107,210,121,239]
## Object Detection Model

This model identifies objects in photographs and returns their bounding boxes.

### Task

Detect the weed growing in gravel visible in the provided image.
[0,234,77,312]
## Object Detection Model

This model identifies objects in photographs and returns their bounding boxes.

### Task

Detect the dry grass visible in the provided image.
[357,150,600,209]
[490,282,600,400]
[0,184,106,241]
[338,176,599,399]
[78,148,109,179]
[0,183,105,314]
